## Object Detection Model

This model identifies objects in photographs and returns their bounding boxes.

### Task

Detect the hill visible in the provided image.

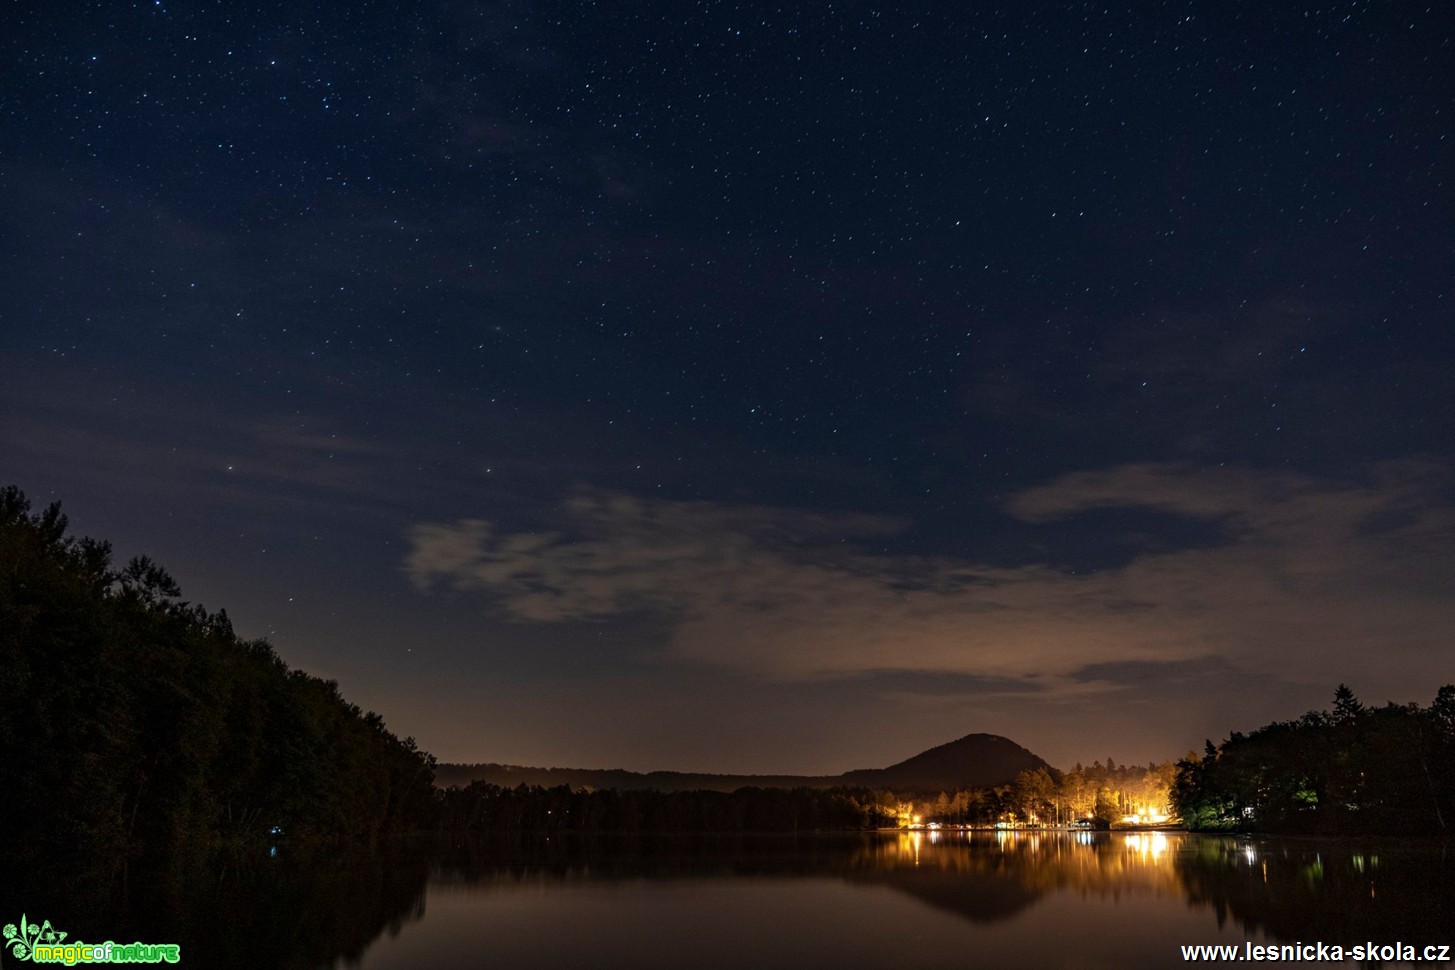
[841,733,1050,790]
[436,733,1050,793]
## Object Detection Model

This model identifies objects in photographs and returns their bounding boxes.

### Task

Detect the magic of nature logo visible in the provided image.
[3,915,179,964]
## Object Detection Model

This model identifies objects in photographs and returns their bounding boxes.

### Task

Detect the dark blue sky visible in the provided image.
[4,0,1451,771]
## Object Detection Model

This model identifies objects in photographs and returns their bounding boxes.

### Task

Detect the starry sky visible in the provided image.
[4,1,1452,774]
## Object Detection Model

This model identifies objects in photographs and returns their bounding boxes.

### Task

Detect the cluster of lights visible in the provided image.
[1120,808,1171,825]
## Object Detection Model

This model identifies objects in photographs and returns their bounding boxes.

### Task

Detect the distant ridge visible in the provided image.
[435,733,1050,793]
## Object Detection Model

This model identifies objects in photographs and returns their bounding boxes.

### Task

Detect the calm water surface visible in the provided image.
[340,831,1452,970]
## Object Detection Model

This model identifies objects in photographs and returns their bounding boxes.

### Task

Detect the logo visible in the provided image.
[4,915,180,965]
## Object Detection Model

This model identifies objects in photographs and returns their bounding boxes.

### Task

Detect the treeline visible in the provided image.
[1060,759,1178,821]
[435,759,1181,834]
[1172,684,1455,834]
[0,487,437,903]
[438,782,893,832]
[912,760,1176,827]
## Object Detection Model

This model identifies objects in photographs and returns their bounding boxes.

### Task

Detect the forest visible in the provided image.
[1172,684,1455,834]
[0,487,438,907]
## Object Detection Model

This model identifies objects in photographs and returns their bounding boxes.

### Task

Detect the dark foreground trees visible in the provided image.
[0,486,437,903]
[1173,684,1455,834]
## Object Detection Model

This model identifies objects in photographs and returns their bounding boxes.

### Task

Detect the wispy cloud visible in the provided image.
[404,462,1455,701]
[0,384,407,518]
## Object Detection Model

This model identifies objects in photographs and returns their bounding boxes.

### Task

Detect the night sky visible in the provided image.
[4,1,1452,774]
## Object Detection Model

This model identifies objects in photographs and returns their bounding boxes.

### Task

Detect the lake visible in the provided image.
[20,829,1447,968]
[333,830,1451,969]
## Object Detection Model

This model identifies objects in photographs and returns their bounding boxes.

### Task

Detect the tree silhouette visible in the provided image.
[0,485,439,907]
[1172,683,1455,834]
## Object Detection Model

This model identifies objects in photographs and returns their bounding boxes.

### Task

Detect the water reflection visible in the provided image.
[840,829,1193,924]
[2,843,432,970]
[40,832,1446,969]
[855,830,1453,945]
[1176,835,1454,945]
[346,831,1450,969]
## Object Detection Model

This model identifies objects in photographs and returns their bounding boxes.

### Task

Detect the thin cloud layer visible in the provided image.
[404,463,1455,699]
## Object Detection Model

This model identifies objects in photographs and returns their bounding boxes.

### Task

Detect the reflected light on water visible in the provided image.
[1122,832,1169,862]
[341,832,1453,970]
